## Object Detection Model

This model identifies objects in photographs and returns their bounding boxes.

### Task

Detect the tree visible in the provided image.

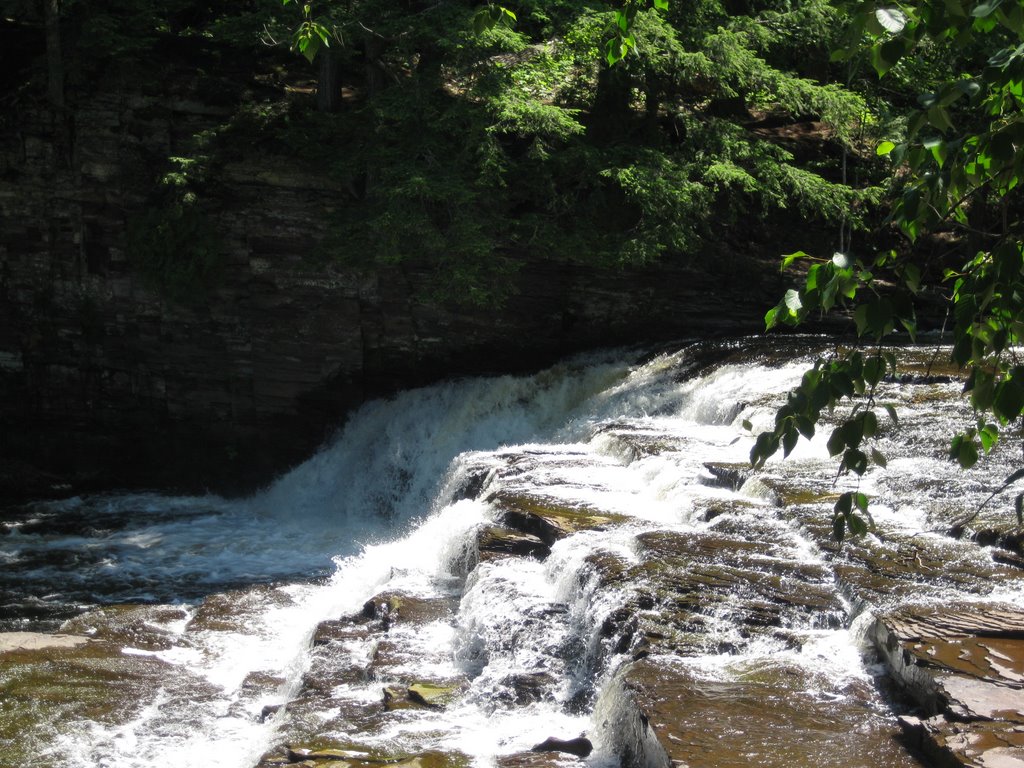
[755,0,1024,539]
[44,0,63,110]
[268,0,876,305]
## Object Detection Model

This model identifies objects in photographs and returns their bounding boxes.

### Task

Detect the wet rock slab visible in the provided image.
[0,635,214,767]
[601,657,922,768]
[257,745,469,768]
[0,631,91,652]
[271,588,465,751]
[495,752,579,768]
[487,490,628,546]
[875,606,1024,768]
[477,525,551,562]
[778,499,1023,609]
[603,525,845,658]
[776,491,1024,768]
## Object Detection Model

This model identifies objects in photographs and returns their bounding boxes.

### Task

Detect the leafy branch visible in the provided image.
[757,0,1024,541]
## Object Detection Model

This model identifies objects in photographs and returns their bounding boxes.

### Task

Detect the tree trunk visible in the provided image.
[591,64,632,141]
[317,47,343,112]
[364,35,386,97]
[43,0,63,110]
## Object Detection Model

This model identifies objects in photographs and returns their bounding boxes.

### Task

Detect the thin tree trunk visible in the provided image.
[591,65,632,141]
[364,35,386,97]
[44,0,64,110]
[317,47,342,112]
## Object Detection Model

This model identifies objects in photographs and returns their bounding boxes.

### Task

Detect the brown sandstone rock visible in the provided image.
[874,607,1024,768]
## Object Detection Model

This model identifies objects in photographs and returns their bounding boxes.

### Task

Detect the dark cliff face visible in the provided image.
[0,41,787,501]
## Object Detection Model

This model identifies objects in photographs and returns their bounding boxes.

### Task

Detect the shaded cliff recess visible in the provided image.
[0,0,884,496]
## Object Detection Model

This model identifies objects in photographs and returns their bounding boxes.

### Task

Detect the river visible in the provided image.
[1,338,1022,768]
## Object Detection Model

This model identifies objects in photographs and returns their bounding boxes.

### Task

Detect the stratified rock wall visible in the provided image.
[0,70,782,497]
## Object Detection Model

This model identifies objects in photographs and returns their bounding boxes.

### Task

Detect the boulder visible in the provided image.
[530,737,593,758]
[477,526,551,562]
[488,491,628,545]
[498,672,557,705]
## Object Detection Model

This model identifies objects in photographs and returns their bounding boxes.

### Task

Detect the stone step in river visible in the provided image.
[1,339,1022,768]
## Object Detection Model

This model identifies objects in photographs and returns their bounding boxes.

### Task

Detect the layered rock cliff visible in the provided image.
[0,34,787,499]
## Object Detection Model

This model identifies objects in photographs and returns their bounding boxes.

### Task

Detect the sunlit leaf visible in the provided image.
[832,252,852,269]
[784,289,803,314]
[876,7,908,32]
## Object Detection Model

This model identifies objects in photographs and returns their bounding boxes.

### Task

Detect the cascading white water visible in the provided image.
[3,339,1022,768]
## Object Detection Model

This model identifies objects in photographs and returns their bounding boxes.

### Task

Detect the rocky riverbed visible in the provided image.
[2,343,1022,768]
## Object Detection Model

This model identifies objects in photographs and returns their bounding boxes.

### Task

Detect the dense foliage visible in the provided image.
[756,0,1024,538]
[2,0,888,304]
[263,0,888,303]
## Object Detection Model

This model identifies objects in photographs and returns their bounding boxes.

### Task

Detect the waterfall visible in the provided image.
[3,340,1022,768]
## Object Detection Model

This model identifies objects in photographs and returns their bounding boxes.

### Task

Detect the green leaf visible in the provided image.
[854,492,869,512]
[835,492,853,515]
[904,264,922,292]
[866,298,894,337]
[876,7,908,32]
[878,38,908,74]
[750,432,779,468]
[972,0,1004,17]
[871,448,888,468]
[864,356,884,387]
[847,513,869,536]
[854,304,870,336]
[806,263,824,291]
[928,106,954,132]
[883,403,899,425]
[952,435,979,468]
[782,424,799,457]
[844,448,868,475]
[831,372,855,398]
[827,428,846,457]
[781,251,808,270]
[994,380,1024,421]
[863,410,879,438]
[877,140,897,156]
[784,289,803,314]
[972,372,996,411]
[832,514,846,543]
[841,416,864,447]
[606,46,620,66]
[299,33,321,63]
[927,138,949,166]
[979,423,999,452]
[832,252,852,269]
[741,419,753,431]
